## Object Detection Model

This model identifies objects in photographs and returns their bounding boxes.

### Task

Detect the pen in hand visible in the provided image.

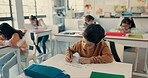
[69,47,71,59]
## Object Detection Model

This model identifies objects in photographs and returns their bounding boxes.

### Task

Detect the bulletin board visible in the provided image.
[84,0,148,19]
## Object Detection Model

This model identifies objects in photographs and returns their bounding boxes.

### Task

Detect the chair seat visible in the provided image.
[124,47,137,52]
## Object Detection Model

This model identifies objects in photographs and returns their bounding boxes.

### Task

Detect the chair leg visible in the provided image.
[21,63,24,70]
[134,48,139,71]
[25,58,30,68]
[33,57,38,64]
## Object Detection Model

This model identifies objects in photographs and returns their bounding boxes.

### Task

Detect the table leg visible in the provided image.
[16,49,22,74]
[144,48,148,78]
[54,38,58,55]
[49,32,53,56]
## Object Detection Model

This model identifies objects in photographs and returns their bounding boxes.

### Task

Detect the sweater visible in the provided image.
[66,40,113,63]
[0,33,28,54]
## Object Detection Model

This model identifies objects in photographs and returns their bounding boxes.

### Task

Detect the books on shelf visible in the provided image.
[141,13,148,16]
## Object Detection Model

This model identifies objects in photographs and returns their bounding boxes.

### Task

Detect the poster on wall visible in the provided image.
[84,0,95,16]
[137,0,145,3]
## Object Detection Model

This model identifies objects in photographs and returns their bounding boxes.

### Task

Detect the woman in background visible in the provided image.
[0,23,28,78]
[29,15,49,61]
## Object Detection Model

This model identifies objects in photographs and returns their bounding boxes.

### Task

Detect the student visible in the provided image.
[110,17,145,34]
[29,15,49,60]
[65,24,113,64]
[84,15,94,28]
[0,23,28,78]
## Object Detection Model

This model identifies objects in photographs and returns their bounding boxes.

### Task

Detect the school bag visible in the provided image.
[24,64,70,78]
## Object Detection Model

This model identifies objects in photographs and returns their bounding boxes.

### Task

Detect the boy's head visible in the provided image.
[82,24,105,50]
[85,15,94,25]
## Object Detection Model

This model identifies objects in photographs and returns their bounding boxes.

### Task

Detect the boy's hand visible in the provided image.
[79,58,91,64]
[65,51,73,63]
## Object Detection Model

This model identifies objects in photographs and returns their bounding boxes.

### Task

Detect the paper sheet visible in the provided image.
[57,56,91,69]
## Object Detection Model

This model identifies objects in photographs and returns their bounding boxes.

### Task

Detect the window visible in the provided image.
[23,0,47,24]
[69,0,84,12]
[0,0,13,26]
[68,0,84,18]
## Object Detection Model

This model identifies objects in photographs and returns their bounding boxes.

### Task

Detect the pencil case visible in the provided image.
[24,64,70,78]
[105,32,126,37]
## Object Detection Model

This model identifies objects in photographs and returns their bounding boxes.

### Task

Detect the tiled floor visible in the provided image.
[0,41,148,78]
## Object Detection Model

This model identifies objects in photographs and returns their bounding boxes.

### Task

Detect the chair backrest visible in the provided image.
[23,31,36,56]
[106,41,124,62]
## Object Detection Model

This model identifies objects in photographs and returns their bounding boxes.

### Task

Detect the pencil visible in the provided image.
[69,47,71,59]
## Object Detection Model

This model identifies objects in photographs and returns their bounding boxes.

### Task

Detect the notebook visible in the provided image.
[128,34,143,38]
[90,71,125,78]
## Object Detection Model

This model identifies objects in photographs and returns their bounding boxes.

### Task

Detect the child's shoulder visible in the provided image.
[13,33,19,36]
[96,40,107,46]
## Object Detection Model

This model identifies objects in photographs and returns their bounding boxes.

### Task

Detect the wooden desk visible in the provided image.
[16,54,132,78]
[54,31,148,78]
[0,46,22,74]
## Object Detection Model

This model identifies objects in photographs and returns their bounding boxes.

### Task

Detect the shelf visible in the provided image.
[100,15,148,18]
[54,15,65,18]
[115,16,148,18]
[53,6,65,10]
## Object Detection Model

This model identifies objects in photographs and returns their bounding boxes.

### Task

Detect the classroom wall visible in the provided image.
[93,0,148,32]
[65,0,148,32]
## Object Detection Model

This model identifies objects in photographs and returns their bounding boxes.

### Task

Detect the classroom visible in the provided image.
[0,0,148,78]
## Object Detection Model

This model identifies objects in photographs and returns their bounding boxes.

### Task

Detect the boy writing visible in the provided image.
[65,24,113,64]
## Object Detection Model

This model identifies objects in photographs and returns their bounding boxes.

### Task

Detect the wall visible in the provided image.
[93,0,148,32]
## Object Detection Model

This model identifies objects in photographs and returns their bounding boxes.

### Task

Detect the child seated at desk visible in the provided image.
[84,15,94,28]
[29,15,49,60]
[0,23,28,78]
[110,17,144,34]
[65,24,113,64]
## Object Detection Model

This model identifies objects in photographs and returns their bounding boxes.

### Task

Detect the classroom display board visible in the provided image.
[84,0,148,19]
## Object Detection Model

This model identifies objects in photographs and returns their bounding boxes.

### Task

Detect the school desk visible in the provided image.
[16,54,132,78]
[54,30,148,78]
[24,24,53,57]
[0,46,22,74]
[27,29,53,57]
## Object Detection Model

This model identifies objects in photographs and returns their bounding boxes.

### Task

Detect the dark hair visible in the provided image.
[85,15,94,22]
[29,15,39,26]
[0,23,23,40]
[83,24,105,44]
[120,17,136,29]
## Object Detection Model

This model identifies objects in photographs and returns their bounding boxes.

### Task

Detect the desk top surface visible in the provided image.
[0,46,9,49]
[16,54,132,78]
[55,30,148,42]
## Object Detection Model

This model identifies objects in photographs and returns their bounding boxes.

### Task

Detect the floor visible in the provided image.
[0,41,148,78]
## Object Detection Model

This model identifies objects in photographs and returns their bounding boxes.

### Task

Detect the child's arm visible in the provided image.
[39,18,46,27]
[9,33,27,48]
[65,41,80,62]
[90,43,113,63]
